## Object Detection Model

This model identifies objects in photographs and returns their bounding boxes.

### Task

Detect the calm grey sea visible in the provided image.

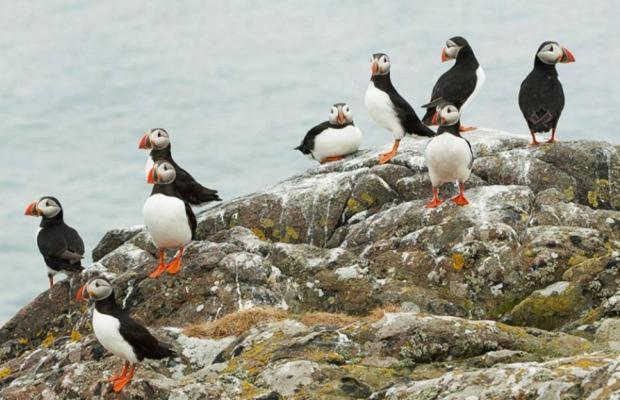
[0,1,617,324]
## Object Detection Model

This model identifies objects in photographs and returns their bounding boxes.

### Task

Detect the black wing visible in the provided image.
[295,121,330,155]
[37,225,84,272]
[464,137,474,169]
[518,70,565,133]
[388,92,436,137]
[118,314,175,361]
[171,162,221,206]
[185,202,197,240]
[423,67,477,124]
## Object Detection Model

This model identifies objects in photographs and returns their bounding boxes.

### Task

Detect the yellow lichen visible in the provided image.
[17,338,28,345]
[70,329,82,342]
[347,198,361,213]
[563,186,575,202]
[41,333,55,348]
[568,255,588,267]
[588,190,599,208]
[520,212,529,222]
[250,227,267,241]
[285,226,299,241]
[0,367,10,379]
[452,253,465,271]
[260,218,275,228]
[360,192,375,206]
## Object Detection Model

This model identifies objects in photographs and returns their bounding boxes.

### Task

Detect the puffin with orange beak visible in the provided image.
[24,196,84,288]
[365,53,435,164]
[138,128,221,205]
[421,36,485,132]
[76,277,175,393]
[423,102,473,208]
[143,161,196,278]
[519,41,575,145]
[295,103,362,164]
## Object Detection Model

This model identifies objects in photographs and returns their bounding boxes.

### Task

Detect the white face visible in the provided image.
[537,42,564,64]
[148,129,170,150]
[438,104,460,126]
[443,39,461,60]
[87,278,113,300]
[329,104,353,125]
[152,161,177,184]
[371,54,391,75]
[37,198,62,218]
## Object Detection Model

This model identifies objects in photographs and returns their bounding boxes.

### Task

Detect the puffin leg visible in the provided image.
[166,246,185,275]
[452,182,470,206]
[425,187,443,208]
[379,139,401,164]
[112,364,135,392]
[320,155,344,164]
[108,361,129,383]
[459,125,477,133]
[149,250,167,279]
[48,275,54,288]
[546,128,558,143]
[528,130,540,146]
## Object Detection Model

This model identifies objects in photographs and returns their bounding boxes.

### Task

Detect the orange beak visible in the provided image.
[560,47,575,63]
[147,166,156,184]
[337,112,346,125]
[441,48,449,62]
[431,112,439,125]
[24,201,38,216]
[75,284,89,301]
[371,61,378,75]
[138,133,150,149]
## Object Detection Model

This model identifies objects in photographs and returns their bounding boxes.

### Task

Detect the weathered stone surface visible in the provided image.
[1,130,620,399]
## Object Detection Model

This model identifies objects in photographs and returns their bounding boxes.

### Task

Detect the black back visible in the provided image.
[37,205,85,274]
[151,146,221,205]
[518,43,565,133]
[295,120,354,155]
[422,41,480,124]
[94,293,175,361]
[151,184,197,240]
[371,74,435,137]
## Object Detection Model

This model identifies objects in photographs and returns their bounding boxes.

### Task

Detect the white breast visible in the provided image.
[460,66,485,113]
[144,156,154,179]
[311,125,362,161]
[365,82,405,139]
[143,194,192,249]
[93,309,138,364]
[424,133,472,187]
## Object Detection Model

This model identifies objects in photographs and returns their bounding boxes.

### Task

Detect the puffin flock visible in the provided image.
[22,37,574,392]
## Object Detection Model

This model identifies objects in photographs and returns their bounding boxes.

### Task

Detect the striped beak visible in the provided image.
[138,133,151,149]
[441,48,449,62]
[147,166,156,184]
[559,47,575,63]
[431,112,439,125]
[371,61,379,75]
[24,201,39,216]
[75,284,89,301]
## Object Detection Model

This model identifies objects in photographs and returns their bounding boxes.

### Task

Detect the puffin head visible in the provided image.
[147,161,177,185]
[441,36,469,62]
[76,278,113,301]
[24,196,63,218]
[329,103,353,126]
[138,128,170,150]
[536,41,575,65]
[432,102,460,126]
[370,53,391,76]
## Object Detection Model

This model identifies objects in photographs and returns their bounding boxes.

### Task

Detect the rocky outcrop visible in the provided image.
[1,130,619,399]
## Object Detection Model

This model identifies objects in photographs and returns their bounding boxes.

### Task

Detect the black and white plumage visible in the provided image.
[295,103,362,164]
[421,36,485,131]
[519,41,575,145]
[365,53,435,164]
[76,278,174,393]
[139,128,221,205]
[423,102,473,208]
[24,196,84,288]
[143,161,196,278]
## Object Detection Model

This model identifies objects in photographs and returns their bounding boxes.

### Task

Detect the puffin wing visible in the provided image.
[37,226,84,271]
[185,202,197,240]
[295,121,330,155]
[389,92,436,137]
[518,71,565,132]
[173,164,221,205]
[117,314,174,360]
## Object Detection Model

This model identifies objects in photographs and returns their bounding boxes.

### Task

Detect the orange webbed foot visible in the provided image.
[546,138,559,144]
[459,126,477,133]
[426,198,443,208]
[165,258,182,275]
[452,194,469,206]
[378,151,397,165]
[111,366,135,392]
[149,262,167,279]
[320,155,344,164]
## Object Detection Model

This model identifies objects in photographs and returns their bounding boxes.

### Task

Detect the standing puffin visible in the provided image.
[138,128,221,205]
[294,103,362,164]
[423,102,473,208]
[76,278,175,393]
[365,53,435,164]
[24,196,84,288]
[421,36,485,132]
[143,161,196,278]
[519,41,575,145]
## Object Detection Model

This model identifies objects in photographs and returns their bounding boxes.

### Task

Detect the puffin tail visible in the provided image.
[150,343,176,360]
[294,144,310,155]
[413,122,437,138]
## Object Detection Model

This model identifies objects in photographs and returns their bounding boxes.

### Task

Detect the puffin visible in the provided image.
[421,36,485,132]
[294,103,362,164]
[24,196,84,288]
[76,277,175,393]
[365,53,435,164]
[518,41,575,145]
[138,128,221,205]
[423,102,473,208]
[143,160,196,278]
